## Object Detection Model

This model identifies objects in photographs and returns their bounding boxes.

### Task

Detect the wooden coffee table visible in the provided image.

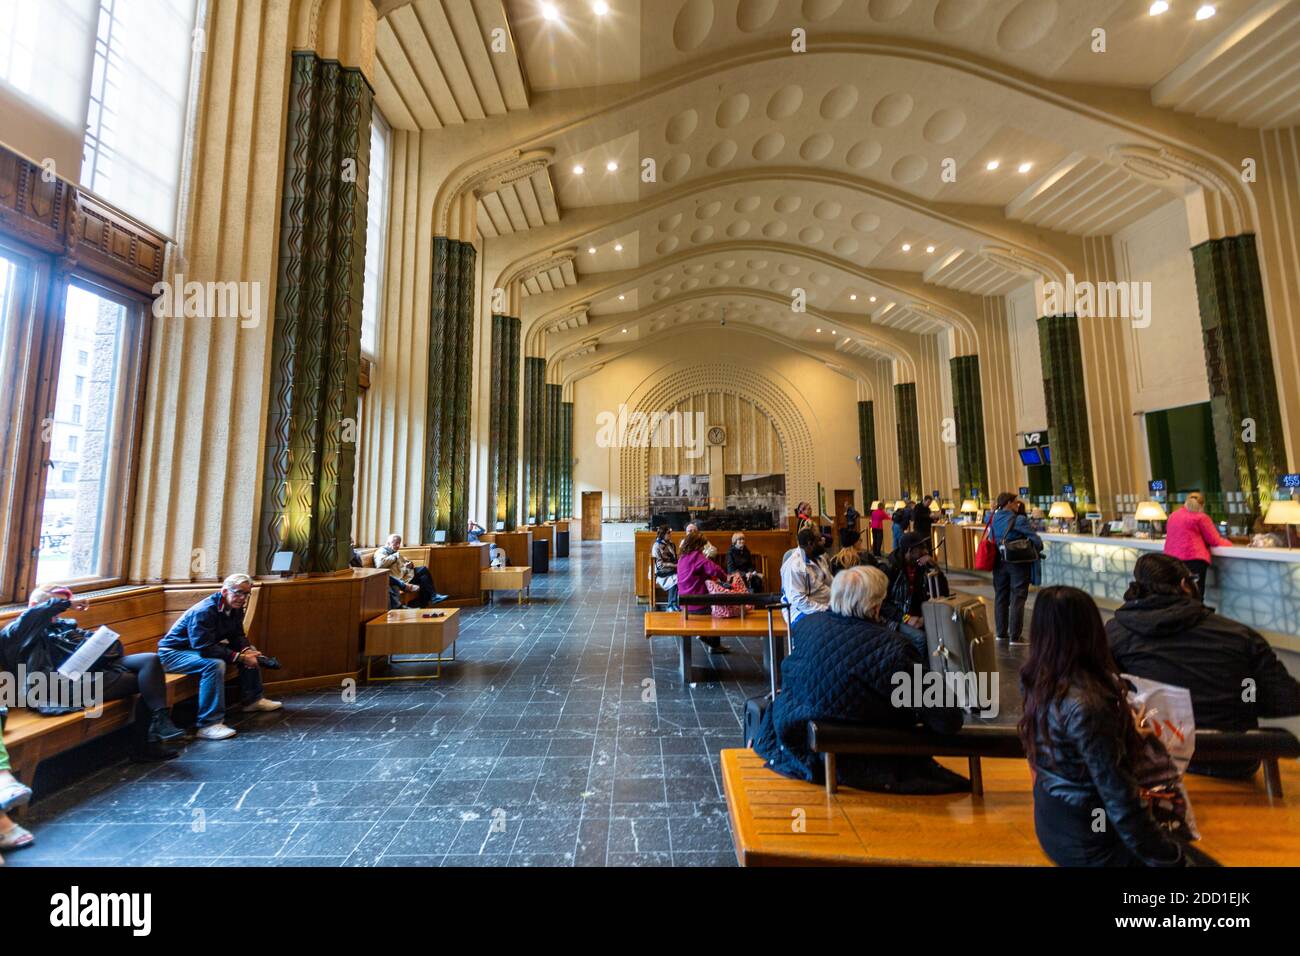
[482,566,532,605]
[364,607,459,680]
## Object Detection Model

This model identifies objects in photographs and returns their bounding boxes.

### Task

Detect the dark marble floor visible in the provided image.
[10,543,1032,867]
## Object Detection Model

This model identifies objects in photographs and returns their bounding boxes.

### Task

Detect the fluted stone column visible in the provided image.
[857,400,878,505]
[258,51,373,574]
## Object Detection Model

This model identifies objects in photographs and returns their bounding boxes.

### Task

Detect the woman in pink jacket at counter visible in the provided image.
[1163,492,1231,599]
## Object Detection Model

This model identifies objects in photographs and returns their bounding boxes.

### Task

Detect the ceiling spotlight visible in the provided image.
[831,330,837,335]
[869,296,877,303]
[986,160,1000,171]
[901,243,912,252]
[621,328,627,333]
[849,294,857,301]
[542,3,560,21]
[1195,4,1215,19]
[925,245,936,254]
[1148,0,1169,14]
[573,164,585,175]
[606,160,619,172]
[1018,162,1033,174]
[816,328,822,333]
[614,243,623,252]
[618,294,626,301]
[593,0,610,13]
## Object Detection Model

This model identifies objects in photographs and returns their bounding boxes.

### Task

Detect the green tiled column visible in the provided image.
[560,401,574,519]
[1037,315,1095,504]
[523,357,546,523]
[423,236,475,543]
[259,51,372,573]
[545,383,562,520]
[856,400,878,504]
[1192,235,1288,519]
[487,314,521,530]
[894,383,922,499]
[950,355,990,500]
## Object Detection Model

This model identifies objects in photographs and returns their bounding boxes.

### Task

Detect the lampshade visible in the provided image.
[942,500,955,511]
[960,499,978,514]
[870,500,881,510]
[1031,507,1046,519]
[1048,501,1075,520]
[1264,499,1300,525]
[1134,501,1168,522]
[894,500,907,511]
[929,500,941,512]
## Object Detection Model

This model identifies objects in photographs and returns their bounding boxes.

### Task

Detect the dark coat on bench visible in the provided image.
[751,610,969,793]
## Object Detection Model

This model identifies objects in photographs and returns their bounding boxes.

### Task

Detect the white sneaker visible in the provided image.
[245,698,283,713]
[196,723,237,740]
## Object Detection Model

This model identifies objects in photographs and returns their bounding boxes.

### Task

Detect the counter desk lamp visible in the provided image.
[1263,498,1300,548]
[1048,500,1075,532]
[1134,500,1168,538]
[959,498,979,524]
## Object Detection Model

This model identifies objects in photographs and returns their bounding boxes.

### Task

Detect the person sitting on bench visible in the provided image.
[881,532,948,631]
[467,520,485,543]
[752,565,969,794]
[0,586,186,761]
[374,535,447,607]
[780,527,832,626]
[1107,552,1300,779]
[652,526,679,611]
[159,574,282,741]
[676,531,729,655]
[1020,585,1217,867]
[726,532,763,592]
[349,539,419,608]
[0,727,36,858]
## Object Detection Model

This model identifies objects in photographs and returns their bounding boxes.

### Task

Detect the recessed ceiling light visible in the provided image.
[618,294,625,301]
[606,160,619,172]
[986,160,1000,171]
[542,3,559,21]
[572,164,584,175]
[901,243,912,252]
[869,296,877,303]
[849,294,857,301]
[614,243,623,252]
[925,245,936,254]
[1018,162,1033,174]
[1149,0,1169,14]
[831,330,837,335]
[621,328,627,333]
[593,0,610,14]
[1195,4,1215,19]
[816,328,822,333]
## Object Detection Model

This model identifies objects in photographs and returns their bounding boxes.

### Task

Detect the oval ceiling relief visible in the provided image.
[663,154,692,182]
[820,84,859,121]
[716,92,750,128]
[997,0,1058,52]
[800,133,835,161]
[736,0,780,32]
[868,0,912,19]
[665,108,699,145]
[707,139,738,168]
[803,0,844,20]
[673,0,715,52]
[846,140,883,169]
[892,154,929,183]
[752,133,785,161]
[934,0,984,31]
[923,107,966,144]
[872,92,914,127]
[767,84,804,120]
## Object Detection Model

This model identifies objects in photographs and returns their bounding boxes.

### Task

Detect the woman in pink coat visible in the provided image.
[1163,492,1231,599]
[675,531,729,655]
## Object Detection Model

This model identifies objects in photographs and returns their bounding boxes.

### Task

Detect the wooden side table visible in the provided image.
[481,566,532,605]
[364,607,460,680]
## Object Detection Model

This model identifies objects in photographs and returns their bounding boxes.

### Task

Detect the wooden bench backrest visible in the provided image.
[357,547,429,569]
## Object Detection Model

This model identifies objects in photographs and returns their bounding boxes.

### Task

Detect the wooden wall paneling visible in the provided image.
[426,541,488,607]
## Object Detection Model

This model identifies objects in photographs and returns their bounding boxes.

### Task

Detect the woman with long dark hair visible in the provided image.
[1018,586,1214,866]
[651,526,680,611]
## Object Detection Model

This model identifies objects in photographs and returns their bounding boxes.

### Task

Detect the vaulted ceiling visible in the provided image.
[375,0,1300,380]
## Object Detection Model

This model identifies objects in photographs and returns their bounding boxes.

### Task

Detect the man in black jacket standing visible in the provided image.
[1107,553,1300,777]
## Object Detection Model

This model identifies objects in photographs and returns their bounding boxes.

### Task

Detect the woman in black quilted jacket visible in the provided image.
[751,565,969,794]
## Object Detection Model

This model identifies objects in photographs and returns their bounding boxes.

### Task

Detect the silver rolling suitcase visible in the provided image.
[921,594,998,714]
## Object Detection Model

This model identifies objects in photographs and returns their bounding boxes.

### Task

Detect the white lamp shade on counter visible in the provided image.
[1048,501,1075,520]
[1134,501,1168,522]
[1263,499,1300,525]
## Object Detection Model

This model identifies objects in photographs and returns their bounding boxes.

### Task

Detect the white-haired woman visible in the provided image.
[159,573,281,741]
[750,565,969,794]
[726,532,764,592]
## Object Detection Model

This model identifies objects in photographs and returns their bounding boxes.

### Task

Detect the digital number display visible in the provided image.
[1063,484,1075,495]
[1280,473,1300,489]
[1149,479,1167,492]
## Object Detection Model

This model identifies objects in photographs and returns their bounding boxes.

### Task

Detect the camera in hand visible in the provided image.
[256,654,281,670]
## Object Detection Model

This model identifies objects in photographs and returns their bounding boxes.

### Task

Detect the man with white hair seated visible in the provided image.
[158,573,281,740]
[750,565,969,794]
[374,534,447,607]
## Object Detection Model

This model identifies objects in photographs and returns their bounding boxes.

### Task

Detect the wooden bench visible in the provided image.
[644,598,786,687]
[646,553,770,609]
[808,721,1300,798]
[720,747,1300,867]
[0,585,259,781]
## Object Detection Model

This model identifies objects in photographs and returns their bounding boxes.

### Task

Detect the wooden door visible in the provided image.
[581,492,603,541]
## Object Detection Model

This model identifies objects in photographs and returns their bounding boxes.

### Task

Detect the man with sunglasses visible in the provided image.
[159,573,282,740]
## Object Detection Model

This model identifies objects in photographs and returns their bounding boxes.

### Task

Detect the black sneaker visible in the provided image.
[430,593,450,606]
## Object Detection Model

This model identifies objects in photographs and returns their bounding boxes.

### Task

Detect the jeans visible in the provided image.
[158,648,264,726]
[871,528,883,555]
[891,524,903,551]
[993,560,1033,641]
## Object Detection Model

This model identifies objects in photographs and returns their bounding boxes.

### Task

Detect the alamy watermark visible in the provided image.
[151,273,261,327]
[890,663,1000,719]
[0,665,104,716]
[1043,274,1152,329]
[594,405,706,459]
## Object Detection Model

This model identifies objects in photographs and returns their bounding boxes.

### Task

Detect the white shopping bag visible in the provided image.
[1123,673,1199,840]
